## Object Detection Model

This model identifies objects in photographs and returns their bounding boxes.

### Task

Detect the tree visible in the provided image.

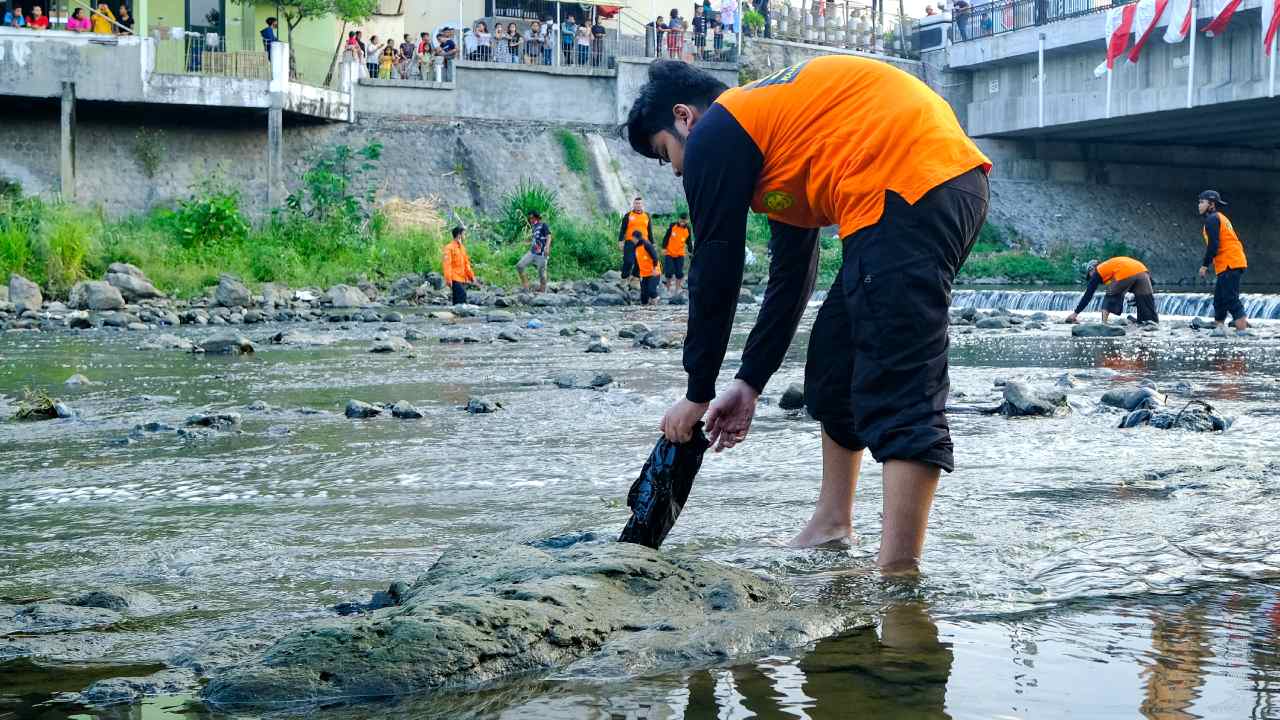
[230,0,376,82]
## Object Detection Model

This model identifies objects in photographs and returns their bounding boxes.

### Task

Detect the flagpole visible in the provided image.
[1106,66,1113,118]
[1038,31,1045,127]
[1270,35,1277,98]
[1186,0,1197,108]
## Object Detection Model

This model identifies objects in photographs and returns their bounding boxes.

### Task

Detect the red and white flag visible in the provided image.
[1163,0,1194,43]
[1203,0,1243,37]
[1094,4,1139,77]
[1264,0,1280,55]
[1128,0,1170,61]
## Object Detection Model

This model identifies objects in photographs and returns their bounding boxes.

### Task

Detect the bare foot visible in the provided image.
[788,522,853,548]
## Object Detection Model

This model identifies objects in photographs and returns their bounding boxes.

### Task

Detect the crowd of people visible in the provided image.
[648,2,739,62]
[441,196,692,307]
[3,1,132,32]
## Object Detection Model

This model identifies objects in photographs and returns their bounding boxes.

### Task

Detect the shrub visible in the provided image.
[496,181,561,243]
[167,180,250,248]
[287,142,383,233]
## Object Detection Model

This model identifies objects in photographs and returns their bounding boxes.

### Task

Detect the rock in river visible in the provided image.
[198,333,254,355]
[325,284,369,308]
[186,412,243,430]
[1100,385,1166,411]
[68,280,125,311]
[201,542,849,708]
[345,400,382,419]
[391,401,423,419]
[369,337,413,353]
[466,397,501,414]
[215,274,252,308]
[8,273,42,313]
[1072,323,1126,338]
[994,380,1068,417]
[779,383,805,411]
[1120,401,1232,432]
[106,271,163,301]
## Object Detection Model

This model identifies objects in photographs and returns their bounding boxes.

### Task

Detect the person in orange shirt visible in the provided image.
[625,57,991,573]
[1066,256,1157,325]
[618,196,653,291]
[442,226,477,305]
[1197,190,1250,337]
[633,230,663,305]
[661,212,692,292]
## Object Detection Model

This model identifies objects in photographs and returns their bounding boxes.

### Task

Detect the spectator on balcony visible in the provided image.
[541,16,555,64]
[691,6,708,60]
[506,22,521,63]
[399,34,416,77]
[366,34,380,77]
[717,0,736,30]
[666,9,684,58]
[28,4,47,28]
[711,19,725,59]
[754,0,770,38]
[649,16,668,57]
[925,5,937,15]
[524,20,543,64]
[576,24,590,66]
[561,14,577,64]
[261,17,278,62]
[439,28,458,80]
[90,2,115,34]
[590,17,605,67]
[378,39,398,79]
[952,0,969,39]
[116,4,132,33]
[66,7,90,31]
[4,5,25,26]
[471,20,491,62]
[493,23,509,63]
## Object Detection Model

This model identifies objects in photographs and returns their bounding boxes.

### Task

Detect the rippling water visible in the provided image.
[2,304,1279,718]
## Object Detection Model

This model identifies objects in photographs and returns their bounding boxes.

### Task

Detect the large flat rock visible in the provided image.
[203,542,855,708]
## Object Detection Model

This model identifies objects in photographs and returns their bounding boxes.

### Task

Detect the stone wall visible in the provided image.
[739,37,926,83]
[0,97,686,220]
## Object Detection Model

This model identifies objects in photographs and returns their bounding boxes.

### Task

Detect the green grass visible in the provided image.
[555,130,590,177]
[957,223,1144,284]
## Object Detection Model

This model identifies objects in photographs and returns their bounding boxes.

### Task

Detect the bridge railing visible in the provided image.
[952,0,1134,42]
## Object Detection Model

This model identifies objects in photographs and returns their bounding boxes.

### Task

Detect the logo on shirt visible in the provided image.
[763,190,794,212]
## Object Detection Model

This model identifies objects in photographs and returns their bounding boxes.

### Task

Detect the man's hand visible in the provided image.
[1065,312,1078,324]
[1199,266,1209,279]
[661,397,709,444]
[705,379,760,452]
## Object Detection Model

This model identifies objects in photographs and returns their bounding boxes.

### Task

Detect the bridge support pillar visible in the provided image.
[268,41,287,209]
[59,81,76,201]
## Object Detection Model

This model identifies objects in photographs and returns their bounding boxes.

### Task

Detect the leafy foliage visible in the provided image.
[15,387,57,421]
[555,130,589,176]
[166,178,250,248]
[286,142,383,235]
[494,181,561,244]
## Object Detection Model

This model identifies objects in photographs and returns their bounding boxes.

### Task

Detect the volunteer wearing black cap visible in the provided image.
[1197,190,1249,337]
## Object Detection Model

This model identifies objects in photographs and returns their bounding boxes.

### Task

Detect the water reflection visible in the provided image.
[1140,604,1210,720]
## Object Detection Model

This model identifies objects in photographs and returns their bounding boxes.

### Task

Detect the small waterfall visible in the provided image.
[951,289,1280,319]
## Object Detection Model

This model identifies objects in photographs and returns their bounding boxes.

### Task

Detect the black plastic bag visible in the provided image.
[618,422,711,549]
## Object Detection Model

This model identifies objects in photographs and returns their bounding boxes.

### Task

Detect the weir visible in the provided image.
[951,288,1280,319]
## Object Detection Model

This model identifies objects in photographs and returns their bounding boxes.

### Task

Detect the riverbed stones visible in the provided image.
[586,335,611,353]
[1190,317,1216,330]
[738,289,757,304]
[388,275,423,301]
[779,383,805,411]
[1120,403,1231,432]
[593,292,627,307]
[324,284,368,308]
[198,333,254,355]
[1072,323,1126,338]
[369,337,413,353]
[215,275,252,308]
[186,412,242,430]
[106,271,163,301]
[345,400,382,419]
[270,329,338,346]
[466,397,500,414]
[391,401,424,420]
[1100,385,1165,411]
[139,333,197,352]
[8,273,42,313]
[497,329,521,342]
[77,669,196,707]
[201,542,850,708]
[996,380,1068,417]
[618,323,651,339]
[976,316,1009,329]
[67,587,160,613]
[486,310,515,323]
[68,280,125,311]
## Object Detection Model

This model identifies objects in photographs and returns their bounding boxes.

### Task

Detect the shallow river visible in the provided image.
[2,303,1279,719]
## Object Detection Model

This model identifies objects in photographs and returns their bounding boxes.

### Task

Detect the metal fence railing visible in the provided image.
[292,42,344,88]
[952,0,1128,42]
[152,33,272,79]
[760,1,918,55]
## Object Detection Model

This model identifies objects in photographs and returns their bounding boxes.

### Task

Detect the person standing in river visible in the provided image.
[442,226,476,305]
[1197,190,1250,337]
[1065,256,1158,325]
[516,211,551,293]
[624,57,990,573]
[618,196,653,291]
[661,212,692,293]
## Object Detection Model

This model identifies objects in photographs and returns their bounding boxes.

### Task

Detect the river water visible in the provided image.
[2,300,1279,719]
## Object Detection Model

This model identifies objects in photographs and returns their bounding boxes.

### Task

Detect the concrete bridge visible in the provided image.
[922,0,1280,281]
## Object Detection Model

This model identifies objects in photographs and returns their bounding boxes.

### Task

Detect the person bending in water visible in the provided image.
[1065,256,1158,325]
[1197,190,1250,337]
[625,57,990,573]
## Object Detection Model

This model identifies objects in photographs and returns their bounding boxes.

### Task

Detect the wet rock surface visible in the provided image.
[202,542,852,707]
[993,380,1069,417]
[1071,323,1127,338]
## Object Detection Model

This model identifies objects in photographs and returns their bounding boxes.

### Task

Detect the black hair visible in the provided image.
[266,16,276,24]
[528,210,541,219]
[623,60,728,159]
[451,226,465,238]
[679,211,688,219]
[633,196,643,201]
